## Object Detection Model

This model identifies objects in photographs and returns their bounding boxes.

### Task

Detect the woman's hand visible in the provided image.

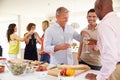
[34,32,42,44]
[38,50,44,55]
[29,30,34,35]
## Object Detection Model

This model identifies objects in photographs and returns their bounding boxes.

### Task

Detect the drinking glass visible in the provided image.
[83,34,90,53]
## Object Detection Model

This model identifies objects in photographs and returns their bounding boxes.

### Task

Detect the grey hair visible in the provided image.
[56,7,69,16]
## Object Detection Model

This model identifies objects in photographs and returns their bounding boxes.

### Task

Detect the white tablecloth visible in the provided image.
[0,68,99,80]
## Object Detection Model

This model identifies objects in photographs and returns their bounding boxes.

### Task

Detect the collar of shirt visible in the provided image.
[54,22,68,30]
[101,11,116,22]
[87,25,98,31]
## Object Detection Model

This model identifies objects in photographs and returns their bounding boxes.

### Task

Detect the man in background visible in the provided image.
[78,9,101,70]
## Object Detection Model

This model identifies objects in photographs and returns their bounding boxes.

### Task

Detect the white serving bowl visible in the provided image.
[34,71,48,77]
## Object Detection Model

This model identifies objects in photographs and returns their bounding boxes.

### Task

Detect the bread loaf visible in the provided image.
[57,64,90,70]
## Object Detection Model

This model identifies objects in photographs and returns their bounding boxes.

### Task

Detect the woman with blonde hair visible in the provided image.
[39,20,50,63]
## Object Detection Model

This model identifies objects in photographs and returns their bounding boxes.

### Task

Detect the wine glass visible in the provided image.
[64,33,73,48]
[83,34,90,53]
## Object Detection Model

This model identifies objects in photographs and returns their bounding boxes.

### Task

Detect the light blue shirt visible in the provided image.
[44,22,82,65]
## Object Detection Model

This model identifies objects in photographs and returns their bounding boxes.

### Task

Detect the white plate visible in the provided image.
[58,73,74,80]
[58,75,74,80]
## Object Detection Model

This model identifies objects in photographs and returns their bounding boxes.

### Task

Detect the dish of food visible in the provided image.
[0,65,5,73]
[34,65,48,77]
[8,63,27,75]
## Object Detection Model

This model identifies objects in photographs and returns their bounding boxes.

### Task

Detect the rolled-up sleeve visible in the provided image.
[73,30,83,42]
[44,28,55,53]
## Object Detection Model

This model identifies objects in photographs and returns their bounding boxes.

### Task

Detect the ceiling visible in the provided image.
[0,0,120,18]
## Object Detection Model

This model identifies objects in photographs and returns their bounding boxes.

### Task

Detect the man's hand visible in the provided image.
[85,73,97,80]
[60,43,71,50]
[88,38,97,45]
[77,55,81,61]
[81,31,90,36]
[54,43,71,52]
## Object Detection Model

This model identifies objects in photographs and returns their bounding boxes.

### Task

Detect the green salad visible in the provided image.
[10,63,26,75]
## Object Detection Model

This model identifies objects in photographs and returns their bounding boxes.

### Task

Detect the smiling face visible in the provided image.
[87,12,97,25]
[56,12,69,27]
[56,7,69,28]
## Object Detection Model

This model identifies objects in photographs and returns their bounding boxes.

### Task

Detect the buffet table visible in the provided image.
[0,68,99,80]
[0,58,99,80]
